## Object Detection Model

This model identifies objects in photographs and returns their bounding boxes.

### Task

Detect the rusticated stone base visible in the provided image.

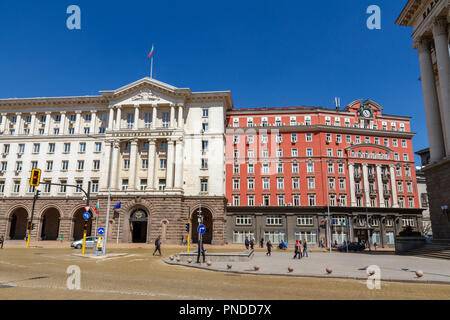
[0,195,227,245]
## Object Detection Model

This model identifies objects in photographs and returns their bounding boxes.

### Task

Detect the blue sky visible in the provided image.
[0,1,426,164]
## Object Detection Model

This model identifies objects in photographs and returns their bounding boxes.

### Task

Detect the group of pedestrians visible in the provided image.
[244,237,255,251]
[293,240,308,259]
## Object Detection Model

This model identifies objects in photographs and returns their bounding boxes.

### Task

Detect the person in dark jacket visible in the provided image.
[260,238,264,248]
[153,236,162,256]
[293,240,301,259]
[0,235,4,249]
[197,239,206,263]
[266,240,273,256]
[245,237,250,250]
[250,238,254,250]
[302,240,309,257]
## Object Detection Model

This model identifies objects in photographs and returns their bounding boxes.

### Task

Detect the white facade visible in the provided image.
[0,78,232,199]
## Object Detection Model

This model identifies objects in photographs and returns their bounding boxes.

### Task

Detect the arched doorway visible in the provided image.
[9,208,28,240]
[191,207,213,244]
[129,210,148,243]
[40,208,61,241]
[73,208,93,241]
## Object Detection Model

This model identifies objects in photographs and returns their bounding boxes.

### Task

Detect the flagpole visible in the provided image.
[151,56,153,79]
[95,202,98,237]
[117,214,120,244]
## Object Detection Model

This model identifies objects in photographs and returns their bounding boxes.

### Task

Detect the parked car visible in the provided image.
[71,236,99,249]
[338,242,366,252]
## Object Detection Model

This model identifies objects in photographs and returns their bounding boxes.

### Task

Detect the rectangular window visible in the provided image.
[61,161,69,171]
[122,179,129,191]
[297,216,314,226]
[201,179,208,192]
[266,216,283,226]
[79,143,86,153]
[140,179,148,191]
[77,161,84,171]
[236,216,252,226]
[160,159,167,169]
[64,143,71,153]
[93,160,100,171]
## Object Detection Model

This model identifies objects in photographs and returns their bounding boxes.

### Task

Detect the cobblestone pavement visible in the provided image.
[0,247,449,300]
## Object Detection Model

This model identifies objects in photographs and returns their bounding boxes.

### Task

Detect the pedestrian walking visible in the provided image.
[250,238,254,250]
[302,240,309,257]
[266,240,272,256]
[197,239,206,263]
[0,235,4,249]
[245,237,250,250]
[374,242,378,251]
[260,238,264,248]
[293,240,302,259]
[153,236,162,256]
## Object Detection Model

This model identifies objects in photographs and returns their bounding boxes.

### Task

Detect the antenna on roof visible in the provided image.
[334,97,341,110]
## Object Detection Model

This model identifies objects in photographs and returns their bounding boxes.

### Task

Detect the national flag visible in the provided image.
[321,218,328,224]
[147,45,154,58]
[114,202,122,210]
[94,203,99,215]
[340,220,345,227]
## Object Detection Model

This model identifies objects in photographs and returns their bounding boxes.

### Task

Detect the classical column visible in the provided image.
[174,138,184,189]
[110,141,120,191]
[74,111,81,135]
[29,113,36,136]
[129,139,138,190]
[166,139,175,189]
[178,105,184,129]
[389,165,399,208]
[60,112,66,135]
[108,106,115,131]
[90,111,97,134]
[115,106,122,130]
[134,104,140,130]
[15,113,22,135]
[348,162,357,207]
[100,141,112,191]
[0,113,6,133]
[413,38,446,162]
[362,163,370,207]
[147,140,156,190]
[44,112,51,135]
[376,164,384,208]
[152,104,157,129]
[432,17,450,157]
[170,104,176,128]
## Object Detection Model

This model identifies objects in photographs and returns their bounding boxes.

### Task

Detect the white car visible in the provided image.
[71,236,99,249]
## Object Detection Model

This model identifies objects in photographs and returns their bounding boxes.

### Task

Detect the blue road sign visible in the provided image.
[83,212,91,220]
[198,225,206,235]
[98,228,105,236]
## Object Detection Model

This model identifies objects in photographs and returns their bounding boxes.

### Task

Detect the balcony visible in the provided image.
[383,190,391,196]
[354,172,362,180]
[368,173,376,181]
[382,174,390,181]
[355,189,363,196]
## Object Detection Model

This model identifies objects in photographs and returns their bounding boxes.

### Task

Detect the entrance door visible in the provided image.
[130,210,148,243]
[191,208,213,244]
[355,229,368,243]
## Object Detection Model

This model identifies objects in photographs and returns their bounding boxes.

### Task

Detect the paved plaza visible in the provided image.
[166,251,450,284]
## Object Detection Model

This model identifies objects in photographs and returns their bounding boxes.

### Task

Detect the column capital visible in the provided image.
[1,113,7,117]
[29,112,37,116]
[115,105,122,110]
[375,163,382,167]
[412,37,432,52]
[148,139,156,145]
[361,162,368,167]
[75,110,82,115]
[59,111,67,115]
[113,140,121,148]
[152,103,158,108]
[131,139,139,145]
[431,17,447,36]
[134,103,141,108]
[15,112,22,116]
[167,139,175,145]
[348,162,355,166]
[90,110,98,114]
[45,112,52,115]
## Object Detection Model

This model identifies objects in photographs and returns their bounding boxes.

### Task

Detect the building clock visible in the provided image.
[358,102,373,118]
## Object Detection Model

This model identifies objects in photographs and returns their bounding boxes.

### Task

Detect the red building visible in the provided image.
[225,99,423,248]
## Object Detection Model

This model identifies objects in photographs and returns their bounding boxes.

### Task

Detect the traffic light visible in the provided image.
[186,223,190,232]
[30,169,41,187]
[28,222,35,230]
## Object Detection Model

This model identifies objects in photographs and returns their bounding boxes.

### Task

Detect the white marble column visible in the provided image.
[152,104,157,129]
[166,139,175,189]
[147,140,156,190]
[29,113,36,136]
[44,112,51,135]
[389,165,399,208]
[174,138,184,189]
[129,139,138,190]
[0,113,6,133]
[376,164,384,208]
[90,111,97,134]
[115,106,122,130]
[432,17,450,157]
[133,105,140,130]
[362,163,370,207]
[348,162,356,207]
[100,141,112,191]
[111,141,120,191]
[108,106,115,131]
[178,105,184,129]
[413,38,446,162]
[74,111,81,135]
[170,104,176,128]
[60,112,66,135]
[15,113,22,135]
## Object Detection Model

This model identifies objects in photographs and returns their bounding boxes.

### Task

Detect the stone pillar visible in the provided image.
[134,104,140,131]
[100,141,112,191]
[170,104,176,128]
[90,111,97,134]
[115,106,122,131]
[174,138,184,189]
[152,104,157,129]
[432,17,450,157]
[348,162,356,207]
[376,164,384,208]
[362,163,370,207]
[60,112,66,135]
[178,104,184,129]
[44,112,51,135]
[0,113,6,133]
[129,139,138,190]
[390,165,399,208]
[111,141,120,191]
[166,139,175,189]
[15,113,21,135]
[74,111,81,135]
[413,38,446,162]
[29,113,36,136]
[108,106,115,131]
[147,140,156,190]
